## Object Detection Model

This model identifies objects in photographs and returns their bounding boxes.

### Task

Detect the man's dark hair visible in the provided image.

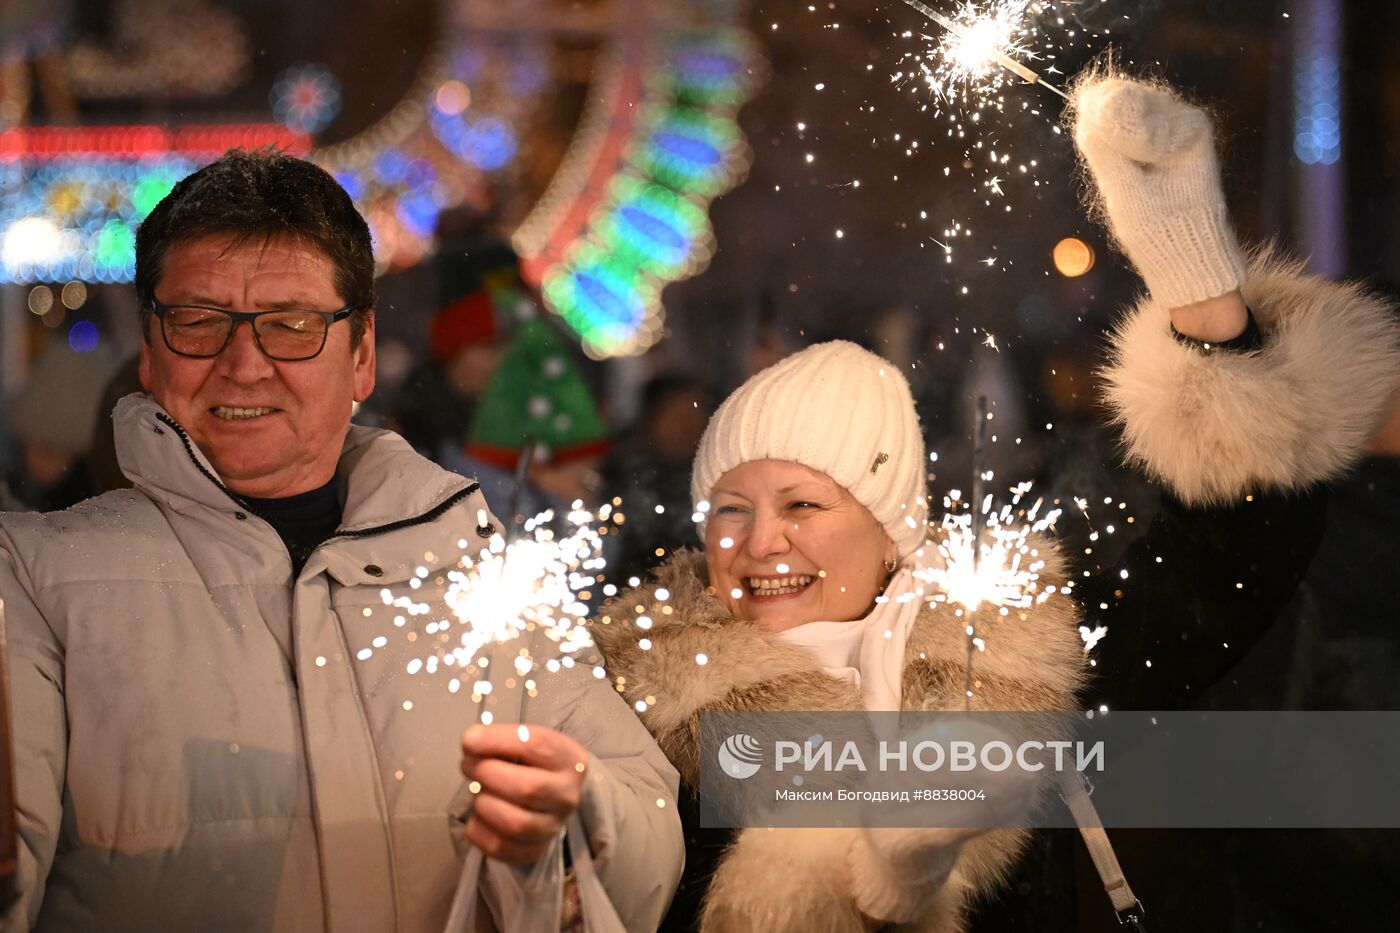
[135,147,376,347]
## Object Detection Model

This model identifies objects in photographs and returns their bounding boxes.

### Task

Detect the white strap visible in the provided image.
[1057,770,1146,927]
[565,812,628,933]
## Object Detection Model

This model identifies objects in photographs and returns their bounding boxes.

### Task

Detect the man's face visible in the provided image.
[139,234,375,498]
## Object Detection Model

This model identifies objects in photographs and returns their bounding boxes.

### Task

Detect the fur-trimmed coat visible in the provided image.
[591,540,1088,933]
[593,251,1400,931]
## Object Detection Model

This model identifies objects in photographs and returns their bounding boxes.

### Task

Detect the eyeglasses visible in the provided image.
[149,301,357,361]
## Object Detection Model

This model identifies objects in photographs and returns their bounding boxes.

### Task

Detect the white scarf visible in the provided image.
[776,553,937,712]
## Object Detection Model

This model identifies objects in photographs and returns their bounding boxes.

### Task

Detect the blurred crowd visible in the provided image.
[0,223,1166,589]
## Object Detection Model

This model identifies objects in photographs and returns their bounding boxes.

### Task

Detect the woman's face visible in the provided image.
[704,459,897,632]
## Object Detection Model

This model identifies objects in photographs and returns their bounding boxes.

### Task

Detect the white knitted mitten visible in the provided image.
[848,826,964,923]
[1072,75,1247,309]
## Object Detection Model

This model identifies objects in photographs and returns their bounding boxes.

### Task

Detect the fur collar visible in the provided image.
[589,547,1086,785]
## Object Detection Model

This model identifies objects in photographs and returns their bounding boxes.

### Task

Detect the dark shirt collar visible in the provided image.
[241,480,343,576]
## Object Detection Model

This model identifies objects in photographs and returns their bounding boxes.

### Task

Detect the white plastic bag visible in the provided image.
[443,812,625,933]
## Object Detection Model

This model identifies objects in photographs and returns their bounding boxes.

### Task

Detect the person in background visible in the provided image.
[1,344,115,512]
[601,376,715,584]
[443,313,611,526]
[391,225,520,459]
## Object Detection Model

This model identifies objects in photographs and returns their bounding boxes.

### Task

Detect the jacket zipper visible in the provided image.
[331,483,479,540]
[155,411,251,510]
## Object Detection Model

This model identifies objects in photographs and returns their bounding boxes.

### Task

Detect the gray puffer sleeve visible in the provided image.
[0,536,66,932]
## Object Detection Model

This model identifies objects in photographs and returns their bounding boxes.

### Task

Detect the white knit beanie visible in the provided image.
[691,341,929,557]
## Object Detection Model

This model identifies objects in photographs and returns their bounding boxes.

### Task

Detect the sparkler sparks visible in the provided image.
[899,0,1068,102]
[880,2,1120,293]
[921,486,1061,615]
[396,505,606,690]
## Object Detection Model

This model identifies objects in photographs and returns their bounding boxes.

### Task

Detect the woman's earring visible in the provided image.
[883,558,898,573]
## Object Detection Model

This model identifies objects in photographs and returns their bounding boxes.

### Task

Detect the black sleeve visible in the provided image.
[1078,484,1329,711]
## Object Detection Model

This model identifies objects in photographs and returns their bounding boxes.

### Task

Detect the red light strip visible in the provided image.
[0,125,313,161]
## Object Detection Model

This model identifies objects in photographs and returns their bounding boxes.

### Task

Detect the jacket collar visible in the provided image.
[112,393,472,529]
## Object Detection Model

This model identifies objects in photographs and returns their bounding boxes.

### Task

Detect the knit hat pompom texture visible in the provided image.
[692,341,929,557]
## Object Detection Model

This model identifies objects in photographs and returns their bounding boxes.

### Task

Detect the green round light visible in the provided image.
[131,171,179,220]
[95,220,135,269]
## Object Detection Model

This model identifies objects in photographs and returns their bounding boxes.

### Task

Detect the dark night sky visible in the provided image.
[29,0,1400,388]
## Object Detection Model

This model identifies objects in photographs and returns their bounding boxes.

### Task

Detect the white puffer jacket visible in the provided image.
[0,394,682,932]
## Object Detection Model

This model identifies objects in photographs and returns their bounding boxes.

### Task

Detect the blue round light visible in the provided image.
[69,320,99,352]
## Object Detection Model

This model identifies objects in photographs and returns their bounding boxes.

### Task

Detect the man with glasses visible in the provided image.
[0,149,682,931]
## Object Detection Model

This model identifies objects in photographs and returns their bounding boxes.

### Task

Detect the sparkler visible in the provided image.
[899,0,1068,99]
[415,504,605,933]
[919,459,1064,708]
[385,505,604,695]
[964,395,990,709]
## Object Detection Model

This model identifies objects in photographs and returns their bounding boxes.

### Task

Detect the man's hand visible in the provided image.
[1070,73,1248,313]
[460,723,589,865]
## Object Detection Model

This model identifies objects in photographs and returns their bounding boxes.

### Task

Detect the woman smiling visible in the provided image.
[591,70,1400,932]
[706,459,899,633]
[592,340,1088,932]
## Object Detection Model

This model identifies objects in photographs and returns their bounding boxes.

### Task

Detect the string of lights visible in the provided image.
[515,1,758,358]
[0,125,309,284]
[0,0,759,365]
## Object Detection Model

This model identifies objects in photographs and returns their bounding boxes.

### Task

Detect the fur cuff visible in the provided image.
[700,828,867,933]
[848,829,961,923]
[1101,250,1400,504]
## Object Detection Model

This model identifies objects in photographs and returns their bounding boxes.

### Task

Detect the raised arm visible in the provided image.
[1072,72,1400,505]
[1068,74,1400,708]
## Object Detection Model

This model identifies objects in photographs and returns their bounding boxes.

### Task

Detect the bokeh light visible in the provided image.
[68,320,100,352]
[28,285,54,315]
[61,281,88,310]
[1052,237,1095,277]
[434,80,472,116]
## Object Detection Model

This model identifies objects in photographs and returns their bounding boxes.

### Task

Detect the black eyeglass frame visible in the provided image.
[148,301,358,361]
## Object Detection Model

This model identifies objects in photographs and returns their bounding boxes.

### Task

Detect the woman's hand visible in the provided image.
[459,723,589,865]
[848,724,1042,925]
[1168,290,1250,343]
[1071,74,1248,315]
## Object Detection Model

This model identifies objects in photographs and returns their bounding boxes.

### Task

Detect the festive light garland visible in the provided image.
[1,0,758,363]
[312,32,551,276]
[513,0,757,358]
[0,29,542,283]
[0,125,309,283]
